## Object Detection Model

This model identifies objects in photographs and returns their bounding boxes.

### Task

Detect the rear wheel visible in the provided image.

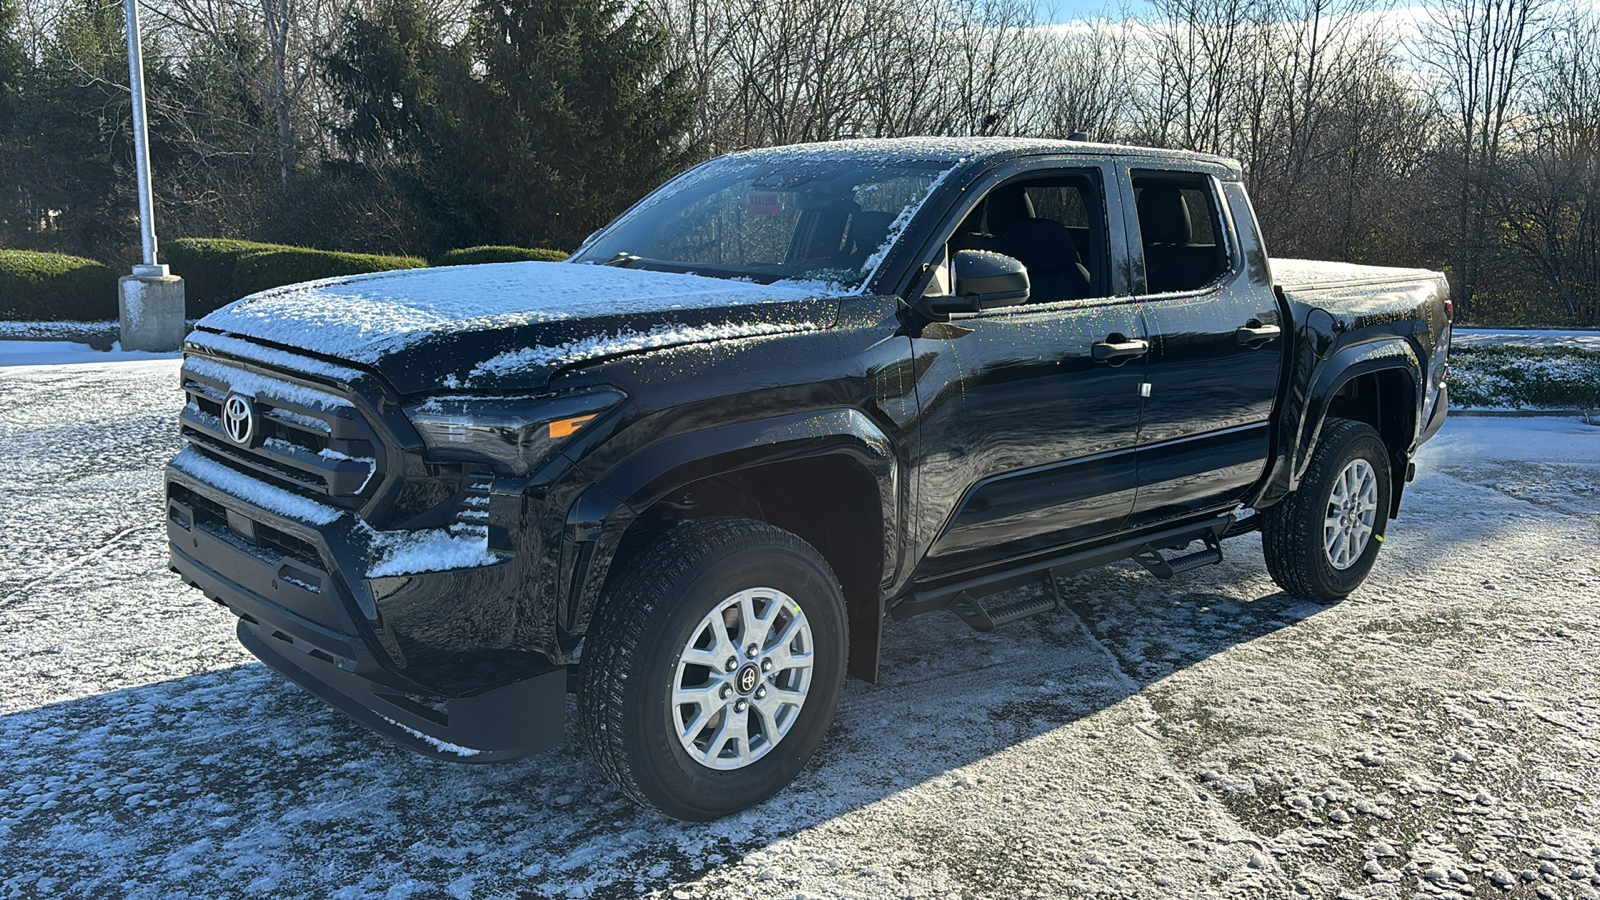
[1262,417,1392,601]
[577,517,847,821]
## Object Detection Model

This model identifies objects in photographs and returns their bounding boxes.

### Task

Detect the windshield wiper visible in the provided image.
[601,252,642,268]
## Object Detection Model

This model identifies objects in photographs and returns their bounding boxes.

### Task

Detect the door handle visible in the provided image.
[1235,322,1282,345]
[1091,337,1150,362]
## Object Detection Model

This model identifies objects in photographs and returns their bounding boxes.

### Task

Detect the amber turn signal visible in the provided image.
[548,415,597,438]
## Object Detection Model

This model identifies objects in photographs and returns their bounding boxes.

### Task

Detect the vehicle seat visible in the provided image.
[846,210,896,262]
[952,186,1091,302]
[1137,185,1219,293]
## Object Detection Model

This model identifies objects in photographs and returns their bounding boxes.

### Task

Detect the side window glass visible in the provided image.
[926,170,1110,305]
[1131,172,1229,294]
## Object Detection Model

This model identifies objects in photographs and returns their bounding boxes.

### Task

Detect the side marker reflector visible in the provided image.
[548,414,597,438]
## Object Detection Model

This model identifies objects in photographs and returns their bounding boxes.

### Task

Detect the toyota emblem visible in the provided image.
[222,394,255,446]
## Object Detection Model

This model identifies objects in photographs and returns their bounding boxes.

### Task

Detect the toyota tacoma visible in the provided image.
[166,137,1451,820]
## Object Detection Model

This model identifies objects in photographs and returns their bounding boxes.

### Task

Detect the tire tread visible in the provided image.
[576,517,836,814]
[1261,417,1389,601]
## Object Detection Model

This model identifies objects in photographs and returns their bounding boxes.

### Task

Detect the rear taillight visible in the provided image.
[1444,298,1454,321]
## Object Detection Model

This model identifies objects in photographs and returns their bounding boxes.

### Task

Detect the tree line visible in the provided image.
[0,0,1596,324]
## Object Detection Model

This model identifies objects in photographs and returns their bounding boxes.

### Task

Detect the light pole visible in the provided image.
[118,0,185,351]
[124,0,160,276]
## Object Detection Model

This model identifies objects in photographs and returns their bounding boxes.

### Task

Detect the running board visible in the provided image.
[1134,533,1222,579]
[948,572,1064,633]
[892,517,1233,623]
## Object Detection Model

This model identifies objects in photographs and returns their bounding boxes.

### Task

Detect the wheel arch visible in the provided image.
[563,409,898,684]
[1296,341,1421,517]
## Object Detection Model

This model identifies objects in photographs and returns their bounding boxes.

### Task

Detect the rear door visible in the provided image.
[1119,166,1283,527]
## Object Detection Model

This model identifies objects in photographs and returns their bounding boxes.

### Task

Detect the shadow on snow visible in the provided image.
[0,558,1330,899]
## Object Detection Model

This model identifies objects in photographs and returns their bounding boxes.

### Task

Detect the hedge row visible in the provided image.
[1,243,570,322]
[230,248,426,298]
[1447,344,1600,410]
[0,250,120,321]
[163,239,285,314]
[165,239,427,315]
[435,246,568,266]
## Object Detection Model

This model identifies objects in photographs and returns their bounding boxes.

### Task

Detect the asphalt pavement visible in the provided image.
[1,358,1597,899]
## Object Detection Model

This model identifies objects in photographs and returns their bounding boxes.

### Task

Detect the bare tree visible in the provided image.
[147,0,364,194]
[1497,6,1600,323]
[1035,17,1138,140]
[1418,0,1550,316]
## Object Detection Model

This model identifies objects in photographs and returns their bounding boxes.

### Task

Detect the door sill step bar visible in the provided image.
[894,517,1233,624]
[948,571,1064,633]
[1134,532,1222,579]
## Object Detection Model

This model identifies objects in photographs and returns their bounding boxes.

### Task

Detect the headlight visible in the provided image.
[403,388,626,476]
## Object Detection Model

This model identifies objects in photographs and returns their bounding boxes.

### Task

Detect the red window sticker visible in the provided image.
[746,192,782,216]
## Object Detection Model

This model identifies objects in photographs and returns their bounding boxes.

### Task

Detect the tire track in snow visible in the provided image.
[0,522,159,608]
[1054,581,1292,883]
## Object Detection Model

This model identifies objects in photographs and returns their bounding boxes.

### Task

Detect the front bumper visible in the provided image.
[167,467,567,762]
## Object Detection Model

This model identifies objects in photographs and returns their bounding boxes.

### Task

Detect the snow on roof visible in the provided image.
[720,136,1241,171]
[196,262,834,365]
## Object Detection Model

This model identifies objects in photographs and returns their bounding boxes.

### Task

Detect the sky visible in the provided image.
[1038,0,1152,23]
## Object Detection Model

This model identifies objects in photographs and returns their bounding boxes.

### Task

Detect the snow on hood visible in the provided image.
[194,262,842,394]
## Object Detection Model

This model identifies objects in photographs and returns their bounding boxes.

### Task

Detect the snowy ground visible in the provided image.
[0,340,180,366]
[2,359,1598,900]
[1452,328,1600,352]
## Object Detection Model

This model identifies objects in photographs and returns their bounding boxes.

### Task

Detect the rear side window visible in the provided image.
[1131,172,1228,294]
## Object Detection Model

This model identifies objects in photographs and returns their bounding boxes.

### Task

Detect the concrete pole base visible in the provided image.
[118,272,186,352]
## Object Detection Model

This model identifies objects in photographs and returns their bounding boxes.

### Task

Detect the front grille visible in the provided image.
[169,482,323,569]
[179,351,383,510]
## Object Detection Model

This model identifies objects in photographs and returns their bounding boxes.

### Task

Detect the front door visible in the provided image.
[906,164,1147,581]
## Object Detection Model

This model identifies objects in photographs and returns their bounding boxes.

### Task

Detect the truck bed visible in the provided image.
[1270,258,1438,291]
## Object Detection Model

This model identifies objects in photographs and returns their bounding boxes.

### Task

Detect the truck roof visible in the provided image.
[721,137,1244,180]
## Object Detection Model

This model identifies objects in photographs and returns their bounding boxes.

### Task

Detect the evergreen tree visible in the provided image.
[12,0,158,257]
[0,0,23,124]
[0,0,26,245]
[324,0,464,166]
[463,0,696,249]
[321,0,492,254]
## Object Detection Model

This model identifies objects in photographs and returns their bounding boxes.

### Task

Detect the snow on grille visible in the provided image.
[169,446,343,525]
[182,357,354,411]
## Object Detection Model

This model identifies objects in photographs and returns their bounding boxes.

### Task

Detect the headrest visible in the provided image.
[1003,218,1079,275]
[848,210,896,259]
[983,185,1036,235]
[1136,184,1192,246]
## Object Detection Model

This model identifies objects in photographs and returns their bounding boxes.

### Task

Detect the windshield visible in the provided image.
[570,153,955,290]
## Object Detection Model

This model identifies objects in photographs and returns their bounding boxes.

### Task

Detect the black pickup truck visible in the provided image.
[166,138,1450,820]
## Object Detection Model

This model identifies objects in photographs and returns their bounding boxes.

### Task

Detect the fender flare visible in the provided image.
[558,408,899,679]
[1256,337,1422,508]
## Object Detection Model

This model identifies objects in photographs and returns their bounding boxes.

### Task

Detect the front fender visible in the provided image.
[558,408,899,639]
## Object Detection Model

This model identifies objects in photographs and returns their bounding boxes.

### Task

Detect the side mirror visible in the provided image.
[922,250,1030,315]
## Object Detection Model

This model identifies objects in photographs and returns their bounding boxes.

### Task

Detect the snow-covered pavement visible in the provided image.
[2,359,1598,900]
[1452,328,1600,351]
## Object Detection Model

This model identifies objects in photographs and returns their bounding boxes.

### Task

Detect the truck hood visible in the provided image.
[192,261,844,394]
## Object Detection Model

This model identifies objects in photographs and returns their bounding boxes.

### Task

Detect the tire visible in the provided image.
[1262,417,1392,602]
[577,517,848,821]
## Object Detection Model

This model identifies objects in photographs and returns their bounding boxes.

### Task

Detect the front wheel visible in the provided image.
[577,517,847,821]
[1262,417,1392,601]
